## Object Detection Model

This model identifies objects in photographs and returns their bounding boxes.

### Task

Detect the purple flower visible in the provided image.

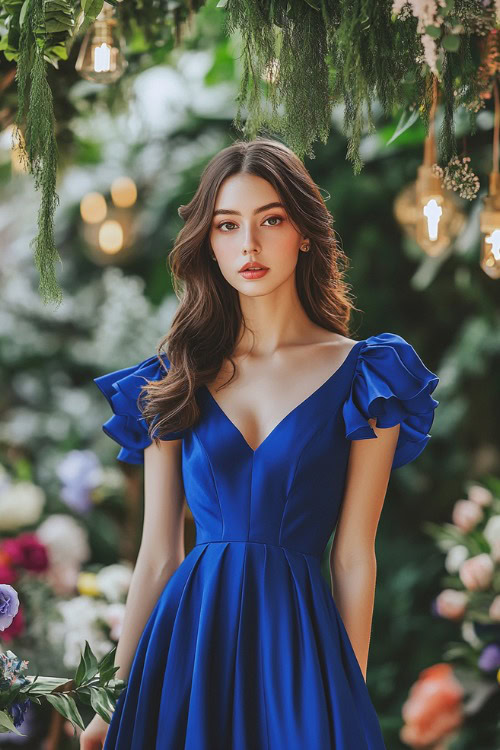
[478,642,500,672]
[0,584,19,630]
[10,698,31,728]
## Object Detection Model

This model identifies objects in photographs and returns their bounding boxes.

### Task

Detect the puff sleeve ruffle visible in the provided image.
[342,332,439,470]
[93,354,184,464]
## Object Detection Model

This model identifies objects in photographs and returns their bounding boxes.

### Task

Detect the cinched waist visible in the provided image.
[193,539,322,561]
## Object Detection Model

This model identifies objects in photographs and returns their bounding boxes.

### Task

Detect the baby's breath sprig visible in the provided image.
[432,156,481,200]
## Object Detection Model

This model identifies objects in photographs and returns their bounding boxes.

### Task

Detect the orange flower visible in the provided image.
[400,663,464,748]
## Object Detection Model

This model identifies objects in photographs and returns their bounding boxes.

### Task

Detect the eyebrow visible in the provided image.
[213,201,286,217]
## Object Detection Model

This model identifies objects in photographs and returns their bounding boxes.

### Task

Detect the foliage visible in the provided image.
[1,0,500,305]
[0,640,125,735]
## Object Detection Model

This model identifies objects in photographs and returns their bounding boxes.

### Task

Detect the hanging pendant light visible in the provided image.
[75,1,127,84]
[479,78,500,280]
[394,76,465,257]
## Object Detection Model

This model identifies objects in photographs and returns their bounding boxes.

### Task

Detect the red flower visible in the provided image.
[2,533,49,573]
[0,602,25,643]
[0,562,17,585]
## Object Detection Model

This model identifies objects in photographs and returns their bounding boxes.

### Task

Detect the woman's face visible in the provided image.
[209,172,307,297]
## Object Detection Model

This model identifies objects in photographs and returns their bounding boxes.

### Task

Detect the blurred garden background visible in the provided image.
[0,1,499,748]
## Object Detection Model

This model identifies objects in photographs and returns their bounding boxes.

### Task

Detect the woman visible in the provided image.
[81,137,439,749]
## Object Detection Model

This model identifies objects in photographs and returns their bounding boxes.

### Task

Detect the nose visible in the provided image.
[241,223,260,255]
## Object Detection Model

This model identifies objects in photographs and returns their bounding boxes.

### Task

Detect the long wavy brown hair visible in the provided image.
[139,137,359,443]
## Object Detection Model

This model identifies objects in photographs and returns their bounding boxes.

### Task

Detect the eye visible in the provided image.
[263,215,284,226]
[217,221,237,232]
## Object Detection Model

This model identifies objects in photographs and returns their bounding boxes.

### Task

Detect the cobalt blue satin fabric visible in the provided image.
[94,332,439,749]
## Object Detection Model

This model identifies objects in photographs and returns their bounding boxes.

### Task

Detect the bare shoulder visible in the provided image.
[320,332,359,352]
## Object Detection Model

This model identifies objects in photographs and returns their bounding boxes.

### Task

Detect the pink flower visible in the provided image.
[459,553,494,591]
[400,663,464,748]
[435,589,468,621]
[467,484,493,507]
[489,595,500,622]
[45,562,79,596]
[2,533,49,573]
[452,499,483,533]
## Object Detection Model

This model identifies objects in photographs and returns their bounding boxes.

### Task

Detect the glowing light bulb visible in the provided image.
[93,42,112,73]
[75,2,127,84]
[422,199,443,241]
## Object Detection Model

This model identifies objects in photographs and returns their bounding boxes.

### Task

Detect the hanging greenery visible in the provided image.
[1,0,500,305]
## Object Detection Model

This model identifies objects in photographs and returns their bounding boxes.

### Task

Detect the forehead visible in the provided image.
[214,173,281,211]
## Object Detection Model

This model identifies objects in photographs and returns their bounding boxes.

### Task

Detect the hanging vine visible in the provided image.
[0,0,499,304]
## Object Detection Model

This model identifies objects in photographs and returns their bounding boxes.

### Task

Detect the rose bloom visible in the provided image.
[459,553,494,591]
[452,499,483,533]
[435,589,468,621]
[467,484,493,507]
[2,532,49,573]
[400,663,464,748]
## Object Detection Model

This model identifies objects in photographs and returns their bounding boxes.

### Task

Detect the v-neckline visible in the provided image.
[202,340,364,455]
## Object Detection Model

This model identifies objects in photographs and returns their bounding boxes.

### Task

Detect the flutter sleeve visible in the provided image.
[342,332,440,470]
[93,354,184,465]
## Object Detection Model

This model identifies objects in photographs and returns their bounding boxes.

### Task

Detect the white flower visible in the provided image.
[445,544,469,574]
[461,620,482,649]
[483,515,500,551]
[96,562,133,603]
[36,514,90,567]
[0,481,45,531]
[50,595,112,668]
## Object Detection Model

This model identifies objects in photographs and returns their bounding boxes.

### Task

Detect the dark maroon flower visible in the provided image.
[2,533,49,573]
[0,563,17,585]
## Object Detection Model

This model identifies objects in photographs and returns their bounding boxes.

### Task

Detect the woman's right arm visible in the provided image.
[113,437,185,682]
[80,437,185,748]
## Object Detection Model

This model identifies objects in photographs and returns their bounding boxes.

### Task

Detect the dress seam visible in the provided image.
[192,427,225,538]
[192,539,320,560]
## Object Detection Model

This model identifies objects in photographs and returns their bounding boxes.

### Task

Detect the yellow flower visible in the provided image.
[77,572,99,597]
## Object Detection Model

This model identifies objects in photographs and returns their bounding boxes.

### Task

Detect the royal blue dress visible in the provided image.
[94,331,439,750]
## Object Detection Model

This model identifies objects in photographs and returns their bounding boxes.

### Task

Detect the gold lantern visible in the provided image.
[394,76,465,256]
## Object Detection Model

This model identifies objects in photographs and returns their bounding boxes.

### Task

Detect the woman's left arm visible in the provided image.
[330,418,400,681]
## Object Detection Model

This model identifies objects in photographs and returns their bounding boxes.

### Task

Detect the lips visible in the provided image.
[239,262,269,272]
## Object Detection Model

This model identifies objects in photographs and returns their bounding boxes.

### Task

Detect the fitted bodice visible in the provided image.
[183,343,363,559]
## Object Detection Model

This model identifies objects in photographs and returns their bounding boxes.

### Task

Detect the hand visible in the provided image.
[79,713,111,749]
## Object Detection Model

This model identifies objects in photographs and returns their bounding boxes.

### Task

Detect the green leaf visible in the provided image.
[442,34,459,52]
[19,0,29,27]
[425,24,441,39]
[26,677,72,696]
[302,0,320,8]
[44,694,85,731]
[216,0,228,5]
[386,108,420,146]
[0,710,24,735]
[81,640,100,682]
[45,19,72,32]
[89,686,115,723]
[82,0,104,16]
